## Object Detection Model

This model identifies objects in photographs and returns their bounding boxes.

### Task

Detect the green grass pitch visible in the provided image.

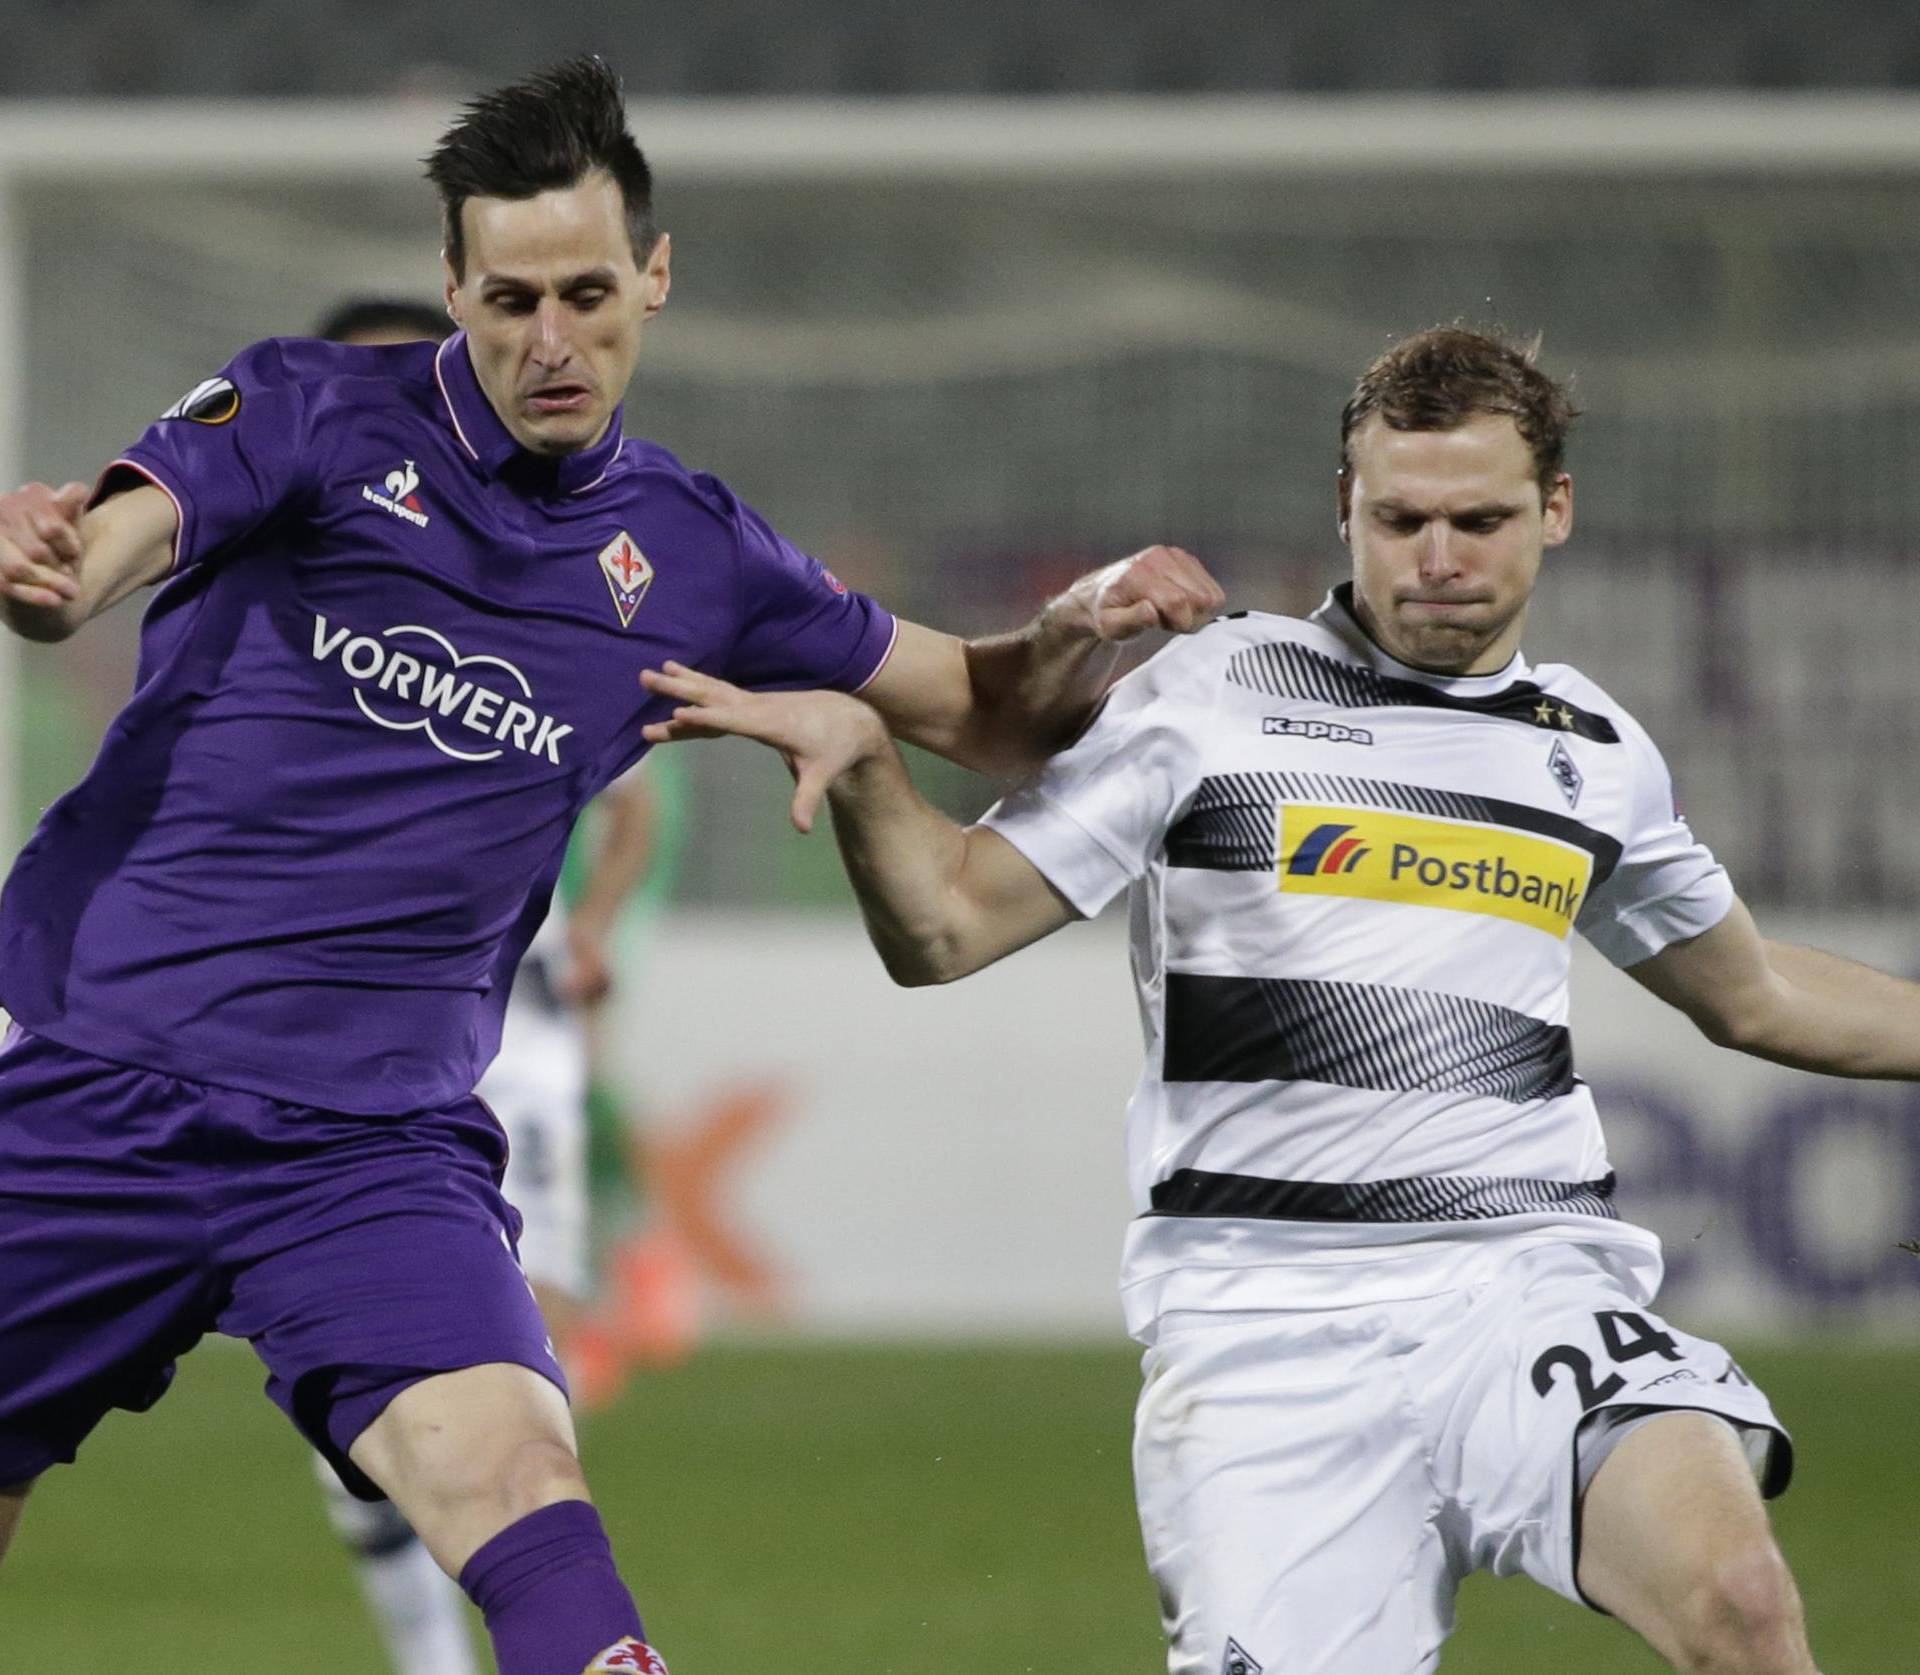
[4,1338,1913,1669]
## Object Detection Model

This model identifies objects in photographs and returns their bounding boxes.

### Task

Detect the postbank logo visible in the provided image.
[1278,803,1591,937]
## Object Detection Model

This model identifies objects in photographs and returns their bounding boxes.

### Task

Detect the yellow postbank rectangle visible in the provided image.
[1277,803,1593,938]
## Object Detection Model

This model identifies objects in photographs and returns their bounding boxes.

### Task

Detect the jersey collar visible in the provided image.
[433,331,626,497]
[1313,582,1531,695]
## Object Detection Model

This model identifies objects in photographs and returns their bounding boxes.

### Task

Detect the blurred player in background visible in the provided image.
[631,326,1920,1674]
[312,297,664,1675]
[0,56,1220,1675]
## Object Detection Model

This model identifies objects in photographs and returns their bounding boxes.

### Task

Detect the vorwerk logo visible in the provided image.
[311,615,573,764]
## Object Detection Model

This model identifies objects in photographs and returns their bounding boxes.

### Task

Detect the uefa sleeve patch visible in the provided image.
[161,377,242,426]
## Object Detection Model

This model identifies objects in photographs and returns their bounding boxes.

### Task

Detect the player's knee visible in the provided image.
[1673,1539,1805,1672]
[406,1429,583,1529]
[492,1433,590,1524]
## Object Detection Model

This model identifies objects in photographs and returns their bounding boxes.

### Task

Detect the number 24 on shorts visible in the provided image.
[1530,1309,1735,1409]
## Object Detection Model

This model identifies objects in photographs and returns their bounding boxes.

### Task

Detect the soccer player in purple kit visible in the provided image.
[0,58,1221,1675]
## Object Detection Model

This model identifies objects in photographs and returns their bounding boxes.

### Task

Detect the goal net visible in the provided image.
[7,95,1920,910]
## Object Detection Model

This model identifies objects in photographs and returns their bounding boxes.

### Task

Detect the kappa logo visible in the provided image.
[363,459,430,528]
[162,376,242,426]
[1547,737,1584,809]
[1223,1638,1263,1675]
[599,531,654,628]
[1264,716,1374,746]
[311,614,574,764]
[584,1638,669,1674]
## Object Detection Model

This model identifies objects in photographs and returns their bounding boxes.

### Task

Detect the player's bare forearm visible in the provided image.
[827,749,1076,983]
[952,614,1127,772]
[862,546,1225,777]
[1739,940,1920,1078]
[640,662,1076,982]
[1631,899,1920,1078]
[823,744,982,984]
[0,480,176,643]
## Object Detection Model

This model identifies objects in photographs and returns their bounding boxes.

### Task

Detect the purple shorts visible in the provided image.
[0,1024,564,1499]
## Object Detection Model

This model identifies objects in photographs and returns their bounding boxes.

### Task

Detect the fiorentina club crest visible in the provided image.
[585,1638,668,1674]
[598,532,655,628]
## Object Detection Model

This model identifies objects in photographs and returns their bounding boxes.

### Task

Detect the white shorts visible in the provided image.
[476,968,591,1300]
[1132,1237,1790,1675]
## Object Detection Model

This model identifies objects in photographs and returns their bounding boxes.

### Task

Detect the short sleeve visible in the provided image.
[723,494,896,692]
[978,637,1220,918]
[104,338,317,574]
[1577,715,1733,967]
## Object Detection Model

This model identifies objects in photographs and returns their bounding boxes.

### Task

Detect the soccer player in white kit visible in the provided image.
[629,328,1920,1673]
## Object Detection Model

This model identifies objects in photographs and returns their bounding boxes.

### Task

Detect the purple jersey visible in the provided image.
[0,334,896,1114]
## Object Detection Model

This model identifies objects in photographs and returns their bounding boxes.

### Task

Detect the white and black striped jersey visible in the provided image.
[980,586,1731,1331]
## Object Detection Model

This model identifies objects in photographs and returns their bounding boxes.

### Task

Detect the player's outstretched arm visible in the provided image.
[860,545,1224,777]
[1629,896,1920,1079]
[0,480,178,643]
[642,663,1076,983]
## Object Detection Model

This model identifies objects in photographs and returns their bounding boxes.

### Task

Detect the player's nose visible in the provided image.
[1416,526,1460,578]
[531,299,573,363]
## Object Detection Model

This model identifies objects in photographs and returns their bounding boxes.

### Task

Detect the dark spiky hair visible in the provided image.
[425,56,656,278]
[1340,325,1579,498]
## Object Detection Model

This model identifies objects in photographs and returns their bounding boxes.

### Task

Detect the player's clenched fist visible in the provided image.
[0,480,89,608]
[1046,544,1226,643]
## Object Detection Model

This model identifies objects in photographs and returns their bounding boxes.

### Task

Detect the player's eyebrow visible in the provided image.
[478,267,621,295]
[1370,496,1525,519]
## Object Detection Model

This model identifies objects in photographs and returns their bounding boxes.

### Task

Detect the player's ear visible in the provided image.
[641,232,672,318]
[1541,472,1573,548]
[1335,467,1353,543]
[442,258,465,330]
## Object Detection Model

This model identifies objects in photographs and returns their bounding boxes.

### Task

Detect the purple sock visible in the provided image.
[458,1499,665,1674]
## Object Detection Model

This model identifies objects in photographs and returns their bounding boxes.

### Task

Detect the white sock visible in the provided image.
[352,1534,482,1675]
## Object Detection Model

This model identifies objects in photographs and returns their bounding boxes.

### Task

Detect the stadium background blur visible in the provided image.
[2,5,1917,1667]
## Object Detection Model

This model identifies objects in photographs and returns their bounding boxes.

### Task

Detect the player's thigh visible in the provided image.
[0,1476,34,1565]
[1434,1241,1789,1608]
[215,1097,568,1511]
[348,1360,586,1576]
[1578,1413,1812,1672]
[1135,1310,1452,1675]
